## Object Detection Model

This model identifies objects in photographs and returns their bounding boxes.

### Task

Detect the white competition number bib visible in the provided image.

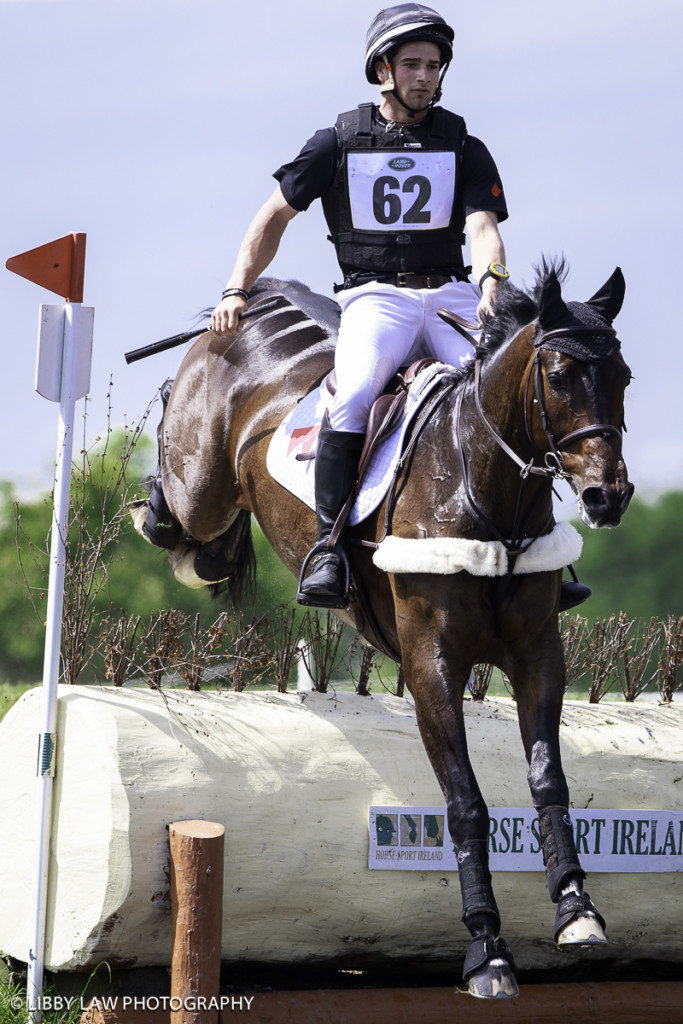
[347,151,455,232]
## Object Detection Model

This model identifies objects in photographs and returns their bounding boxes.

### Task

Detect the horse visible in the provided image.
[135,260,633,998]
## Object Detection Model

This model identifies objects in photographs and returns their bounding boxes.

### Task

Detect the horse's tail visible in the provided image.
[199,510,257,606]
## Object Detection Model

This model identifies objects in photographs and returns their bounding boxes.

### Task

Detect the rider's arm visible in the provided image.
[466,210,506,322]
[211,186,299,334]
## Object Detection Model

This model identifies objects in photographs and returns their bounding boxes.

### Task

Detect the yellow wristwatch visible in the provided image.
[478,262,510,290]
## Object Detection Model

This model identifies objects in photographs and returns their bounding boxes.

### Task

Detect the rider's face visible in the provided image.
[379,41,442,109]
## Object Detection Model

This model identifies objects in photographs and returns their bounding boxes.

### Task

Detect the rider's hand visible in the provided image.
[476,280,498,323]
[211,295,247,334]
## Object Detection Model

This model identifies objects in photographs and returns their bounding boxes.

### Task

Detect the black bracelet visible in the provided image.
[222,287,249,301]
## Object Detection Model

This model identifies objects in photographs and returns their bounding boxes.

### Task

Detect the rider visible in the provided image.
[211,4,510,607]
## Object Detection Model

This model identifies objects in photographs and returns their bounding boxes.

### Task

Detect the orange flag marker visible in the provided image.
[6,232,86,302]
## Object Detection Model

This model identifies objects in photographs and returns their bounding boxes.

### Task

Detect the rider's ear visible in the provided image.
[538,271,570,329]
[585,267,625,323]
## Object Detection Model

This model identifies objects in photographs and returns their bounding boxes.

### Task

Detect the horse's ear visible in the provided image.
[586,267,625,323]
[538,271,569,329]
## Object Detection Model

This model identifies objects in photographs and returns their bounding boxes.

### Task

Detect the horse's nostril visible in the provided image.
[619,483,635,514]
[581,486,609,512]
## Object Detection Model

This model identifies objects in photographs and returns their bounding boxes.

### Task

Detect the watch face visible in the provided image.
[490,262,510,280]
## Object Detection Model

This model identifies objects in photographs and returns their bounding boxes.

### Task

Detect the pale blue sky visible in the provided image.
[1,0,680,498]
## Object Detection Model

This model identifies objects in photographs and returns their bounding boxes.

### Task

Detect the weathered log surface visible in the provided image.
[0,685,679,971]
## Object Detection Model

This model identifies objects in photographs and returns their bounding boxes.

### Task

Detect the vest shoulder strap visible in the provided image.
[429,107,467,152]
[334,104,374,150]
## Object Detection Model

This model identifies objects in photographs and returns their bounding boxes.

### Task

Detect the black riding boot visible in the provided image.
[297,413,364,608]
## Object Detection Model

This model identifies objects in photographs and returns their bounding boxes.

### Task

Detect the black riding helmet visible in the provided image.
[364,4,454,84]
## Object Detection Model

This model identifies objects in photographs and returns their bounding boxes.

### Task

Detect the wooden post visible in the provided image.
[169,820,225,1024]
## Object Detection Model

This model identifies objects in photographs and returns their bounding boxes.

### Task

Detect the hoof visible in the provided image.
[168,542,212,589]
[464,936,518,999]
[467,959,519,999]
[556,912,607,947]
[128,500,153,543]
[554,888,607,947]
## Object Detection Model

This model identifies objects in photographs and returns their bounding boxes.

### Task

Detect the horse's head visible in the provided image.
[527,267,634,528]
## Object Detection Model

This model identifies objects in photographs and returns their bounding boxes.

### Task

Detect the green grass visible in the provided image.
[0,979,82,1024]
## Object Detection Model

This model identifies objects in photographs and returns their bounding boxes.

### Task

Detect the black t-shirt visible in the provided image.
[273,106,508,223]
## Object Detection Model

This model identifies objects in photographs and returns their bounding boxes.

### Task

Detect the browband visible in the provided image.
[534,325,617,346]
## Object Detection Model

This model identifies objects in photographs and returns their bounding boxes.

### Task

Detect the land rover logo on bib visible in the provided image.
[388,157,415,171]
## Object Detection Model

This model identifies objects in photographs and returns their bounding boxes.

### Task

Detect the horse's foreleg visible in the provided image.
[512,629,607,947]
[402,646,518,999]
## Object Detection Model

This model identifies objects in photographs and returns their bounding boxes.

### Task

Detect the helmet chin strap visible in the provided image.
[380,57,451,118]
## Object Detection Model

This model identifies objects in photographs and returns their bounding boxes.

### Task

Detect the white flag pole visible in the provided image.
[26,303,79,1022]
[25,300,93,1023]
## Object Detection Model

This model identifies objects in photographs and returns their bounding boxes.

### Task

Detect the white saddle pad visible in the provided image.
[266,362,453,525]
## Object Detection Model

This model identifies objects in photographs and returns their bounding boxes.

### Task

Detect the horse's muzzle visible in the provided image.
[580,482,634,528]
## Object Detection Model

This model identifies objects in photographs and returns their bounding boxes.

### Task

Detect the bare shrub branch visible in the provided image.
[139,610,186,690]
[616,615,660,701]
[267,606,306,693]
[560,614,590,692]
[586,614,630,702]
[227,612,273,692]
[99,613,141,686]
[658,615,683,703]
[346,636,377,696]
[178,612,230,692]
[468,664,493,701]
[301,611,346,693]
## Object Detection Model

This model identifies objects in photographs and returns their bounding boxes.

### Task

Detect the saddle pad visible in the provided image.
[266,362,453,525]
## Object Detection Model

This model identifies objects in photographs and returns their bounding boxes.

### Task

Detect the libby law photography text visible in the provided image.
[368,807,682,872]
[11,995,254,1013]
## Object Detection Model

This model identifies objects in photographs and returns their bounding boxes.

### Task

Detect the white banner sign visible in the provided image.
[368,806,682,873]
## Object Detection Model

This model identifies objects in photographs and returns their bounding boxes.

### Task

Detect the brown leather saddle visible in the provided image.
[324,357,438,480]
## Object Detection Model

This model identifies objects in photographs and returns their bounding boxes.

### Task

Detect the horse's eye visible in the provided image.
[547,372,569,390]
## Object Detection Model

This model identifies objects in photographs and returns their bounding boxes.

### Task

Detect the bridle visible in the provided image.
[454,321,624,568]
[526,325,623,471]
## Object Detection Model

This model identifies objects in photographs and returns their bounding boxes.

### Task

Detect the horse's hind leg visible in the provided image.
[129,379,184,550]
[168,509,255,601]
[400,638,518,999]
[512,628,607,947]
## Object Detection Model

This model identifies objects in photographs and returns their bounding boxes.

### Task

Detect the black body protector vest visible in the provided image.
[321,103,468,278]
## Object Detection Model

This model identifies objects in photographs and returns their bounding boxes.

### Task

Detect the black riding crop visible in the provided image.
[124,297,282,364]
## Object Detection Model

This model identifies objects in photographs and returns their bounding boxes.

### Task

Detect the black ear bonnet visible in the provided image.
[534,268,625,362]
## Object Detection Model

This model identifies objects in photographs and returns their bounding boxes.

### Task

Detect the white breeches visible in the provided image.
[329,279,481,433]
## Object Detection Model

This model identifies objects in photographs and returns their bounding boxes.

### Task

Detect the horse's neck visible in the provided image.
[463,325,552,535]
